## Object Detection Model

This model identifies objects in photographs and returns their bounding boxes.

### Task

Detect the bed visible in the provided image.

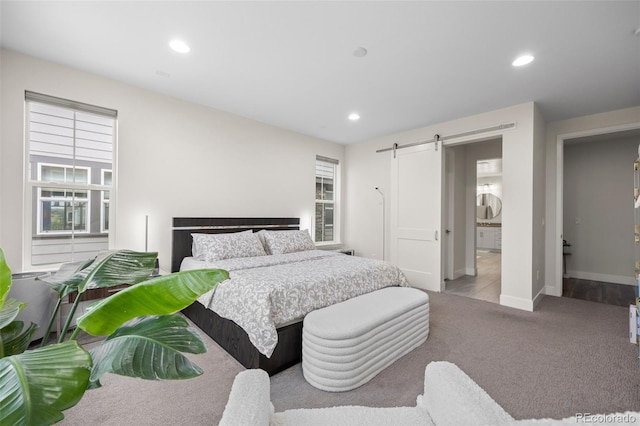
[172,217,408,375]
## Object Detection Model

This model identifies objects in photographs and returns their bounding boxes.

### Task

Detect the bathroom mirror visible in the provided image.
[476,193,502,220]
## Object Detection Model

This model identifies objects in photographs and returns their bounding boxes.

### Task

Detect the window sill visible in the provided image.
[32,233,108,240]
[315,242,343,250]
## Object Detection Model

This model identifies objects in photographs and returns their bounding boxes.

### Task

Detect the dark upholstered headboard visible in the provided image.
[171,217,300,272]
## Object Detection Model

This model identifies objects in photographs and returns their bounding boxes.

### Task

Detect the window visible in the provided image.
[315,156,339,243]
[25,91,117,267]
[37,164,90,234]
[101,170,112,233]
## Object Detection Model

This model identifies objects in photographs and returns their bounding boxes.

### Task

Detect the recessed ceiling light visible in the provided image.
[169,39,190,53]
[512,54,534,67]
[348,113,360,121]
[353,47,368,58]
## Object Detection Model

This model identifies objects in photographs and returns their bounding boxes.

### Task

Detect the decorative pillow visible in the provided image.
[191,230,266,261]
[191,230,251,259]
[262,230,316,255]
[256,229,269,253]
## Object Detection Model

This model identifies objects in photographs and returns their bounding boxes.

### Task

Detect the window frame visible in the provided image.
[100,169,112,233]
[23,91,117,270]
[314,155,340,245]
[36,162,92,235]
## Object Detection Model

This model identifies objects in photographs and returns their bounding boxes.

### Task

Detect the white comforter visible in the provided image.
[180,250,409,357]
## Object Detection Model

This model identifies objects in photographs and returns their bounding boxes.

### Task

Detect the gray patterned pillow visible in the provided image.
[262,230,316,255]
[191,231,266,261]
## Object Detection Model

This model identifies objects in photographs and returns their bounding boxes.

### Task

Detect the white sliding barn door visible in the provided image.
[390,143,443,291]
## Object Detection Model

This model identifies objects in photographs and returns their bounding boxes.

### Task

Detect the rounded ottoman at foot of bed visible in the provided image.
[302,286,429,392]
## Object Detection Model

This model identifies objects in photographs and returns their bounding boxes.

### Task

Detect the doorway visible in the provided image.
[558,128,640,307]
[443,138,503,304]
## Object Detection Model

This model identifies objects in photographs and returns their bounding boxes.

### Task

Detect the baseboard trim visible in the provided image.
[452,268,466,280]
[500,294,534,312]
[544,284,562,297]
[532,287,545,309]
[566,270,635,286]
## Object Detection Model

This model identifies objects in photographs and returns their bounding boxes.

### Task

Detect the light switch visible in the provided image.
[575,217,581,225]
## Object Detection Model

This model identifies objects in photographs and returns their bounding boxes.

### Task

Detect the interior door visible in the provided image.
[390,142,443,291]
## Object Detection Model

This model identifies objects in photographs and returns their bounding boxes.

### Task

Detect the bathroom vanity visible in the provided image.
[477,224,502,251]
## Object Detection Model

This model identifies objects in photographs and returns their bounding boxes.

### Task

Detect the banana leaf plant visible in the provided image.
[0,248,229,425]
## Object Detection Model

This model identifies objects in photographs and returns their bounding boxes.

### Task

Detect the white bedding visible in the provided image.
[180,250,409,357]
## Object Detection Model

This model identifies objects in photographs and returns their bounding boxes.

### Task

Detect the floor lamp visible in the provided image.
[375,187,385,261]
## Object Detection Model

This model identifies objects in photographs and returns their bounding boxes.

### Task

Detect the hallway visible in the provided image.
[444,250,501,304]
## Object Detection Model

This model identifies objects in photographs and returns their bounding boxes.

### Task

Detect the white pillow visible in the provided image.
[191,230,266,261]
[256,230,268,253]
[262,230,316,255]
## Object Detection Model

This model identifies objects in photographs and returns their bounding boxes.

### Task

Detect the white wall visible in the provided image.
[544,106,640,296]
[532,105,547,299]
[5,48,634,307]
[453,148,467,278]
[345,102,544,311]
[447,145,468,279]
[563,135,638,285]
[0,49,344,272]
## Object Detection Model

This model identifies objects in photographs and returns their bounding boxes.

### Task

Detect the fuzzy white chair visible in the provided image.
[219,361,640,426]
[220,361,514,426]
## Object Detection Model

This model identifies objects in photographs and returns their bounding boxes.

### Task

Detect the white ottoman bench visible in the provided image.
[302,287,429,392]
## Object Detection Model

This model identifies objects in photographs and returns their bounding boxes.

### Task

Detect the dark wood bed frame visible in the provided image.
[171,217,303,376]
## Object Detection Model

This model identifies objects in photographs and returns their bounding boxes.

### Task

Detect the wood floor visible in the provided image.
[444,250,637,307]
[562,277,637,307]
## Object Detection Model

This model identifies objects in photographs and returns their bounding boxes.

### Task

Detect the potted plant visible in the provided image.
[0,248,228,425]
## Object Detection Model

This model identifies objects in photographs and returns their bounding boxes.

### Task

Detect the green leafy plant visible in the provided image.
[0,248,229,425]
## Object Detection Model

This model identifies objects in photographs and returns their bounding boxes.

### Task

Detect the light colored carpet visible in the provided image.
[61,292,640,425]
[60,326,244,425]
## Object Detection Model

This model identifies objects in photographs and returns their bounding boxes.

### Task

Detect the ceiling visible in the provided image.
[1,1,639,145]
